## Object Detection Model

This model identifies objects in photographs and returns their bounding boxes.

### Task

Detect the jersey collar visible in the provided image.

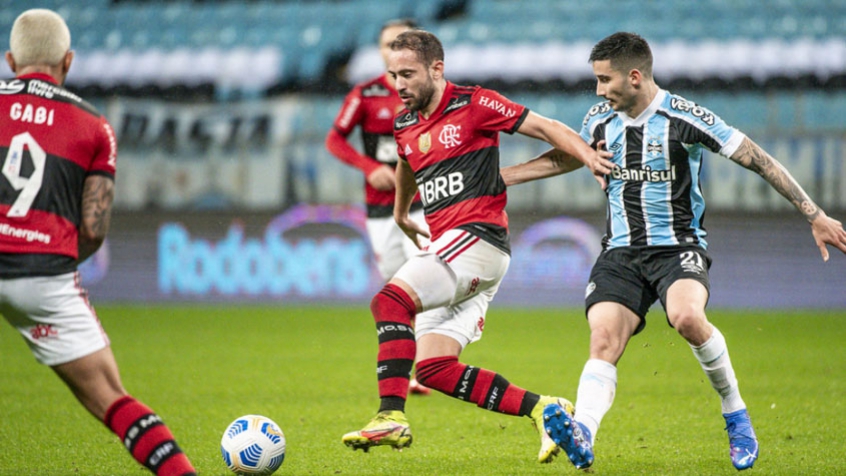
[17,72,59,84]
[618,89,666,127]
[417,80,454,121]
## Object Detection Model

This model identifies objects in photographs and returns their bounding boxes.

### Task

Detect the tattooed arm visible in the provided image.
[501,148,586,187]
[77,175,115,263]
[730,137,846,261]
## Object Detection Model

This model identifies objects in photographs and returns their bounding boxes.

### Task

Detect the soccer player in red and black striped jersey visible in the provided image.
[326,19,428,281]
[0,10,195,476]
[326,18,432,396]
[341,30,614,463]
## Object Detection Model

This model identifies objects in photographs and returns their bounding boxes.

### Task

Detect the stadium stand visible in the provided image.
[2,0,845,212]
[2,0,845,97]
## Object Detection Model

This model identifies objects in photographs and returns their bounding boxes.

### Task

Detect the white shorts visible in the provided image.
[393,228,511,348]
[0,272,109,366]
[366,208,428,281]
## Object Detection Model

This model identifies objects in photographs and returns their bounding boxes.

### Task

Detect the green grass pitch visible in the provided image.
[1,304,844,475]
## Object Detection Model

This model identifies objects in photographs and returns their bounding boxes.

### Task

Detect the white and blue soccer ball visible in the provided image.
[221,415,286,475]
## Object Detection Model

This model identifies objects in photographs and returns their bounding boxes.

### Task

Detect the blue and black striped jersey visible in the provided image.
[580,89,745,250]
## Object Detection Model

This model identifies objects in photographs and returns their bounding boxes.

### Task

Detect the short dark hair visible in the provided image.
[381,18,418,34]
[589,32,653,78]
[390,30,444,67]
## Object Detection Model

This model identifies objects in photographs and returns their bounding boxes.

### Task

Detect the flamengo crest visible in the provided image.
[439,124,462,148]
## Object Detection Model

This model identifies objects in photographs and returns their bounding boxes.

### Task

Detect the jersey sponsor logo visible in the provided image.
[438,124,462,148]
[610,165,676,182]
[443,94,471,114]
[0,223,52,244]
[9,102,54,125]
[476,316,484,332]
[669,98,715,126]
[418,171,465,207]
[26,79,83,103]
[418,132,432,153]
[375,135,398,163]
[0,79,25,95]
[394,111,418,130]
[338,96,360,129]
[478,95,517,118]
[609,141,623,152]
[584,102,612,125]
[404,143,413,156]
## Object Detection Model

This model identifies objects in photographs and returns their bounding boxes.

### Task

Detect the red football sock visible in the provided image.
[104,395,196,476]
[416,356,533,416]
[371,284,417,406]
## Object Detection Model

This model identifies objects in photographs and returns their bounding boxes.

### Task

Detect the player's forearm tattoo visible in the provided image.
[544,149,580,173]
[81,177,114,238]
[730,138,820,221]
[548,150,568,169]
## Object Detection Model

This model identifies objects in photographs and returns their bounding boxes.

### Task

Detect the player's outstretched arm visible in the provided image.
[730,137,846,261]
[501,148,585,186]
[394,159,429,248]
[516,111,614,188]
[78,175,115,263]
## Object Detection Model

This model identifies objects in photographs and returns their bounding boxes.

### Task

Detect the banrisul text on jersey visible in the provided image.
[580,89,744,250]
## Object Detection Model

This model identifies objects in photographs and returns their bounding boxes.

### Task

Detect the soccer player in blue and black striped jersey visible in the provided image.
[503,32,846,471]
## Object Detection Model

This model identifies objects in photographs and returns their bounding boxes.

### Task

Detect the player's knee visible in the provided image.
[370,283,416,322]
[669,309,708,340]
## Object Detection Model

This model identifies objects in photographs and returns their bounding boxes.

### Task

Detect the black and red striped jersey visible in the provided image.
[0,73,117,277]
[331,74,421,217]
[394,81,528,253]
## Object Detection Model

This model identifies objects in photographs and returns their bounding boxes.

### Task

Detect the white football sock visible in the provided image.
[690,326,746,414]
[575,359,617,443]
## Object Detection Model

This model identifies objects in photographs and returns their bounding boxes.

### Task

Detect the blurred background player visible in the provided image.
[325,18,431,395]
[341,29,614,463]
[503,31,846,471]
[0,9,196,476]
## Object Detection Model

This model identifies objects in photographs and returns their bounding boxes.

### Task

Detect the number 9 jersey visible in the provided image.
[0,73,117,277]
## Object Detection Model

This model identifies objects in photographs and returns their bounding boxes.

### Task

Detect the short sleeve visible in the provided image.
[471,88,528,134]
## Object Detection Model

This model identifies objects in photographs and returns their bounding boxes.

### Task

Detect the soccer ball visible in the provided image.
[220,415,286,475]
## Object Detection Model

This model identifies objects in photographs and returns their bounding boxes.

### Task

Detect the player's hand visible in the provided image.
[367,165,396,191]
[396,214,431,249]
[810,211,846,261]
[588,140,615,190]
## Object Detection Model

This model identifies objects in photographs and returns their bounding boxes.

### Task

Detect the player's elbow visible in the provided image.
[325,128,345,153]
[78,225,107,246]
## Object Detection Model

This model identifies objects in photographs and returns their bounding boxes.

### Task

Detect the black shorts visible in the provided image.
[585,245,712,334]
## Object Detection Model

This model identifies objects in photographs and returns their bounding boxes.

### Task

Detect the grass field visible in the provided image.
[1,304,844,475]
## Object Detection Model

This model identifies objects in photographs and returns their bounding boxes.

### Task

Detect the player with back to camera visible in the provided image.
[341,29,616,463]
[325,18,432,396]
[0,9,197,476]
[501,31,846,471]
